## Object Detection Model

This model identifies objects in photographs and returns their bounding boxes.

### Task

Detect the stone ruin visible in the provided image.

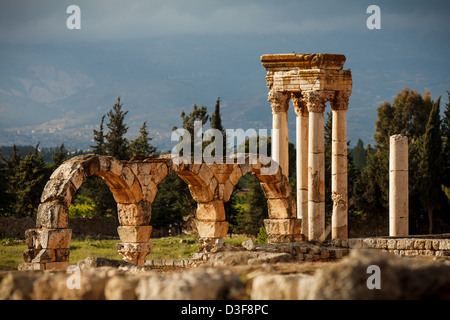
[19,153,301,270]
[17,53,447,273]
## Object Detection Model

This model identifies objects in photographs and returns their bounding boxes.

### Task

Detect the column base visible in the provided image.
[264,218,303,243]
[116,242,153,267]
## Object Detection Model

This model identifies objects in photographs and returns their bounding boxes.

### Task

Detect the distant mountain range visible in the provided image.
[1,34,448,152]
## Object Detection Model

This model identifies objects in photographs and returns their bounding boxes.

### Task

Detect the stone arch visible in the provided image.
[36,154,144,229]
[238,154,301,243]
[22,154,150,270]
[20,153,303,270]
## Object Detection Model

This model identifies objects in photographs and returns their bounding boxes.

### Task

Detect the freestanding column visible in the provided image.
[331,91,350,239]
[292,93,309,238]
[389,134,408,236]
[268,90,290,178]
[304,91,327,241]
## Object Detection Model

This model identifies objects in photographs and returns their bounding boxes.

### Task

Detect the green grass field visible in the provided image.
[0,234,250,270]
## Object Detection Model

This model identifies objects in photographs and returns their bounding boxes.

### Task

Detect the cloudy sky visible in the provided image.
[0,0,449,150]
[1,0,449,42]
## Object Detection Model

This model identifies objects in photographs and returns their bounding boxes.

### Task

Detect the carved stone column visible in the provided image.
[292,92,309,239]
[331,90,350,239]
[304,91,330,241]
[268,90,290,178]
[389,134,408,236]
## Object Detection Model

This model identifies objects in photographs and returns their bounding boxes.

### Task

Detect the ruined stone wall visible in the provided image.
[0,217,119,238]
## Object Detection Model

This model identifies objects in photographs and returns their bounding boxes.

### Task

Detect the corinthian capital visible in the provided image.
[331,90,351,111]
[291,92,308,117]
[268,90,290,113]
[302,90,334,113]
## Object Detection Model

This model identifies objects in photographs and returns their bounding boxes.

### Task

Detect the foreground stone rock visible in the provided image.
[249,249,450,300]
[3,245,450,300]
[136,268,245,300]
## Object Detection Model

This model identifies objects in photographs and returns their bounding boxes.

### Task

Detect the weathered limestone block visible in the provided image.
[187,178,217,203]
[196,201,226,222]
[120,165,136,188]
[18,261,71,271]
[26,228,72,250]
[264,218,296,235]
[36,201,69,229]
[260,175,291,199]
[254,165,283,184]
[142,180,158,203]
[208,163,234,184]
[22,249,40,263]
[218,180,234,202]
[48,155,99,190]
[228,165,243,187]
[414,239,426,250]
[116,242,153,267]
[267,197,296,219]
[117,201,151,226]
[31,249,55,263]
[196,221,228,238]
[151,163,169,185]
[40,178,77,207]
[135,268,244,300]
[117,226,152,243]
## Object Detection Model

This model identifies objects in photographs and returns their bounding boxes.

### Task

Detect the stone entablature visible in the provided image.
[261,53,352,242]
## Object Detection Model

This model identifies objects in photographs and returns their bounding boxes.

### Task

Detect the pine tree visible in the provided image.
[129,121,157,156]
[0,157,11,216]
[0,145,22,216]
[86,98,130,217]
[49,143,68,172]
[420,97,443,234]
[105,97,129,160]
[173,103,209,156]
[91,115,106,155]
[11,144,47,217]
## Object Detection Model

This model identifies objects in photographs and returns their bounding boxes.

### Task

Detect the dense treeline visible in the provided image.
[1,88,449,236]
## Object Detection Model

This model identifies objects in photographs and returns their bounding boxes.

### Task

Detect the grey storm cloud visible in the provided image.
[1,0,448,44]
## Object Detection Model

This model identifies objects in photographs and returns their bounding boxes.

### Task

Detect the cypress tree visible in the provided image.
[91,115,106,155]
[211,97,224,132]
[352,139,367,170]
[420,97,443,233]
[105,97,129,160]
[442,91,450,189]
[210,97,227,156]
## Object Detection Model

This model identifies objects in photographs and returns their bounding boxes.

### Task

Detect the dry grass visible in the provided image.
[0,235,251,270]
